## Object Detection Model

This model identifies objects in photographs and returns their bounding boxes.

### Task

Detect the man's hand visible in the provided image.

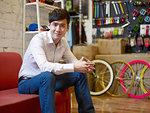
[74,57,95,73]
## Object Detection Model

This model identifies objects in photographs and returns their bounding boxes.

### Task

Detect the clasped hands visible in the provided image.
[74,57,95,73]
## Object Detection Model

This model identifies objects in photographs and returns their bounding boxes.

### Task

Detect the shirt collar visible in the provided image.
[47,31,64,48]
[47,31,54,44]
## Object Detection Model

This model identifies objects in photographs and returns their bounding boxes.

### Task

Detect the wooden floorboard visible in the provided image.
[71,93,150,113]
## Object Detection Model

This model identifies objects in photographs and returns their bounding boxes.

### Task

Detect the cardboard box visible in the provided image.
[95,54,150,63]
[98,38,126,55]
[72,44,99,60]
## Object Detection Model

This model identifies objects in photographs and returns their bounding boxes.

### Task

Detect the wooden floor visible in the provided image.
[71,93,150,113]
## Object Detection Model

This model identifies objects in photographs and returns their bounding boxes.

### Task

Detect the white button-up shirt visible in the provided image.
[19,31,78,78]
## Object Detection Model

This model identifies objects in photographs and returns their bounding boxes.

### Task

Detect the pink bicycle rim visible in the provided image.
[120,60,150,98]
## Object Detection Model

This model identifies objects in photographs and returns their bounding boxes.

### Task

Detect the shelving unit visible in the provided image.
[92,0,150,39]
[23,0,62,55]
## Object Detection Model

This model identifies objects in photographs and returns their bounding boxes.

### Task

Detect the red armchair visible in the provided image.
[0,52,71,113]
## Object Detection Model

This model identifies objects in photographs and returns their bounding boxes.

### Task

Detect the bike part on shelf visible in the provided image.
[115,1,121,15]
[124,1,129,16]
[146,25,149,37]
[104,32,109,38]
[110,31,113,38]
[125,0,132,13]
[137,37,143,47]
[132,9,139,17]
[103,60,134,97]
[133,25,140,32]
[94,2,97,18]
[97,2,100,18]
[112,1,118,15]
[118,1,124,14]
[114,28,118,36]
[138,17,144,24]
[106,1,110,17]
[133,1,146,6]
[147,8,150,15]
[144,16,150,23]
[121,17,125,23]
[120,60,150,98]
[127,25,133,31]
[130,38,136,47]
[100,3,104,18]
[140,9,147,16]
[88,60,114,96]
[140,24,150,37]
[144,38,149,48]
[121,20,130,28]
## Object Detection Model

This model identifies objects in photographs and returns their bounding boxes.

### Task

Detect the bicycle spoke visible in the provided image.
[89,60,114,96]
[122,60,150,98]
[106,60,134,97]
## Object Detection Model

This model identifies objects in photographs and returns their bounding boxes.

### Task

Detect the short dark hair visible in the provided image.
[49,9,70,25]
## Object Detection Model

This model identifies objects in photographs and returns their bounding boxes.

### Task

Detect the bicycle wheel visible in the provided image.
[140,65,150,98]
[120,60,150,98]
[88,60,114,96]
[102,60,134,97]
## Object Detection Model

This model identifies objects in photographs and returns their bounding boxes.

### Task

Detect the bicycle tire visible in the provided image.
[102,60,134,97]
[120,60,150,98]
[89,60,114,96]
[140,65,150,98]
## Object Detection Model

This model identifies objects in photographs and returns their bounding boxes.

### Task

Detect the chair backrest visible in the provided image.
[0,52,22,90]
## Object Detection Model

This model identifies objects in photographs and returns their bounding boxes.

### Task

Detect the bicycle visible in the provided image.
[102,60,134,97]
[120,60,150,98]
[87,59,114,96]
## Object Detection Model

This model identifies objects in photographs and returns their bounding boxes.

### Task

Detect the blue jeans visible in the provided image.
[18,71,95,113]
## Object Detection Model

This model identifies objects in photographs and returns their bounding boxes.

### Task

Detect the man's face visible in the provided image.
[48,19,69,42]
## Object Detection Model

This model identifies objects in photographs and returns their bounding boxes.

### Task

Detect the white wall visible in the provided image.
[0,0,23,55]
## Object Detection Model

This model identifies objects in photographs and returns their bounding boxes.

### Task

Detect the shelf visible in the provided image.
[23,0,62,55]
[25,31,39,34]
[26,2,59,10]
[25,30,49,34]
